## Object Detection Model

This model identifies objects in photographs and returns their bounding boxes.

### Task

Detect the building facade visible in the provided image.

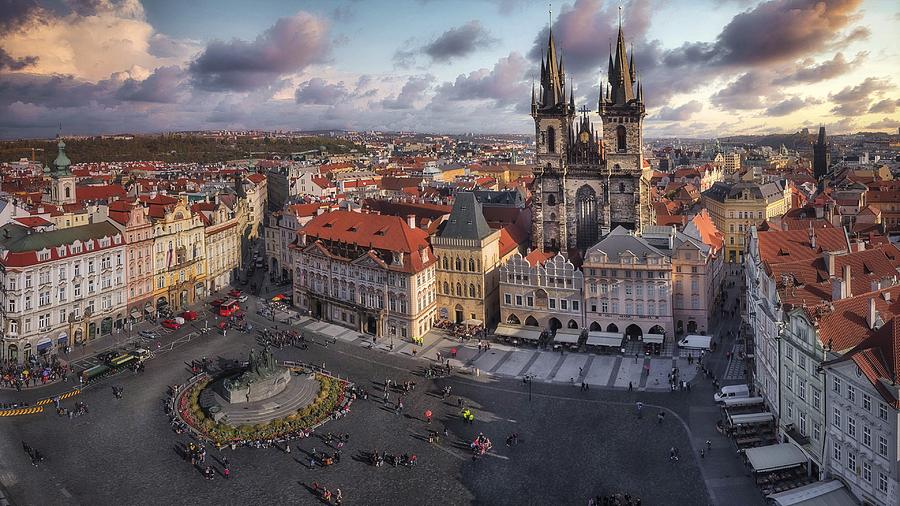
[499,251,584,332]
[108,201,155,322]
[195,200,241,294]
[702,180,791,262]
[0,221,127,363]
[146,196,207,316]
[293,211,436,342]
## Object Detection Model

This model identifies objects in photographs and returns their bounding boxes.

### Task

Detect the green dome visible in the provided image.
[53,138,71,173]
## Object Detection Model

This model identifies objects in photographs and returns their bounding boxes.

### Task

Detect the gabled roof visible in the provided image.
[438,192,492,241]
[586,226,667,262]
[757,227,848,269]
[825,314,900,408]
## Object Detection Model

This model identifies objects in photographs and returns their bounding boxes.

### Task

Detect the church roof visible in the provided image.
[438,192,492,241]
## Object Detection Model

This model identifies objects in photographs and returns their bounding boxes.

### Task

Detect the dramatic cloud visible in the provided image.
[653,100,703,121]
[295,78,349,105]
[422,21,497,63]
[0,48,37,71]
[0,0,42,34]
[115,65,185,103]
[63,0,145,18]
[189,12,331,91]
[866,117,900,130]
[382,75,434,110]
[148,33,201,60]
[773,52,865,84]
[829,77,893,116]
[711,71,779,110]
[765,96,817,116]
[433,52,528,107]
[868,98,899,114]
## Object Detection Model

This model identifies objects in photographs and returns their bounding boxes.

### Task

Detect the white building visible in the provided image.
[0,221,127,363]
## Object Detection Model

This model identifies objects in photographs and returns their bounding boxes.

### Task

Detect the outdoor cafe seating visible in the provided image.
[743,443,813,496]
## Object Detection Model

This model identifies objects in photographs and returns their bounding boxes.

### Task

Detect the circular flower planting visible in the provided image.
[177,371,351,447]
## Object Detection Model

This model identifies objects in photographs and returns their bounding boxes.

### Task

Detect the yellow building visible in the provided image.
[701,181,791,263]
[143,195,207,315]
[433,193,519,326]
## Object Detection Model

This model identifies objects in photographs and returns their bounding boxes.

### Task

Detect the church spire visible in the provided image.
[538,27,565,110]
[606,17,636,106]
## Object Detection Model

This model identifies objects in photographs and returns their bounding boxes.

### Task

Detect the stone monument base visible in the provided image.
[221,367,291,404]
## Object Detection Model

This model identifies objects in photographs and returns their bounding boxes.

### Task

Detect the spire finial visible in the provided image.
[549,2,552,28]
[618,4,623,28]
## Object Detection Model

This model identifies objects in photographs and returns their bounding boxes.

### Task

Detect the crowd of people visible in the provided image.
[21,441,44,466]
[2,355,69,390]
[260,326,303,349]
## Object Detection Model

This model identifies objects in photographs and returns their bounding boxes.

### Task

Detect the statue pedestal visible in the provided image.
[222,367,291,404]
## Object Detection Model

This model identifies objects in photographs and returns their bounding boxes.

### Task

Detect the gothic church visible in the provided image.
[531,23,653,253]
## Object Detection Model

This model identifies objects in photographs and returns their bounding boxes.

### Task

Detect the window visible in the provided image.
[7,299,15,313]
[879,436,888,457]
[549,299,556,309]
[848,416,856,438]
[879,403,888,421]
[832,407,841,428]
[560,300,568,310]
[798,380,805,400]
[813,388,821,409]
[879,473,888,494]
[798,411,807,435]
[601,302,608,313]
[785,370,793,391]
[515,295,522,306]
[504,294,511,305]
[847,452,856,473]
[786,347,793,361]
[847,384,856,403]
[863,394,871,411]
[572,301,579,311]
[527,296,534,307]
[863,462,871,483]
[39,291,50,306]
[813,422,821,442]
[786,400,793,420]
[38,313,49,329]
[39,270,50,285]
[74,284,81,298]
[832,442,841,462]
[832,377,841,394]
[798,354,806,371]
[863,426,871,448]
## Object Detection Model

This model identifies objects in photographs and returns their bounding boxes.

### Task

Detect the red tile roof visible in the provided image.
[817,286,900,353]
[689,209,724,252]
[524,249,554,266]
[757,227,848,271]
[247,173,267,184]
[13,216,53,228]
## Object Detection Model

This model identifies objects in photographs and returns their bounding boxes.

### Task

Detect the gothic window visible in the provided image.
[469,258,475,272]
[547,194,556,206]
[547,127,556,153]
[442,257,448,270]
[456,283,462,296]
[576,185,598,250]
[616,125,626,151]
[469,284,476,298]
[64,186,71,199]
[455,257,462,271]
[443,281,449,294]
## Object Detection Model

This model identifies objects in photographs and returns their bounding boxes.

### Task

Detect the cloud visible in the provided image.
[433,52,528,106]
[829,77,894,116]
[773,52,865,84]
[0,48,38,70]
[294,78,349,105]
[765,96,813,116]
[868,98,899,114]
[148,33,201,60]
[189,12,331,91]
[422,21,497,63]
[63,0,145,18]
[653,100,703,121]
[0,0,43,34]
[711,71,779,110]
[382,75,434,110]
[865,118,900,130]
[115,65,185,103]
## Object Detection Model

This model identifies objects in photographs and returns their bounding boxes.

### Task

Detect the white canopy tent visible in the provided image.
[643,333,664,344]
[586,331,624,348]
[553,328,581,344]
[728,412,774,426]
[494,324,542,342]
[745,443,807,473]
[767,480,855,506]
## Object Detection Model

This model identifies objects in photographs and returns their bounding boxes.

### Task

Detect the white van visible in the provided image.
[677,335,712,350]
[714,384,750,403]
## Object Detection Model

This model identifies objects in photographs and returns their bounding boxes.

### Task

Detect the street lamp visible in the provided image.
[524,373,535,401]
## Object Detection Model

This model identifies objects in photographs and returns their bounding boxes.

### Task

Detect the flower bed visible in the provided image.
[176,372,350,446]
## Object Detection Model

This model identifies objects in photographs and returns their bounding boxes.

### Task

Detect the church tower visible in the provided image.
[813,126,830,180]
[598,23,651,232]
[49,137,77,205]
[531,28,575,252]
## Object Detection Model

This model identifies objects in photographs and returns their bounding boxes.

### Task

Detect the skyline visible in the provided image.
[0,0,898,139]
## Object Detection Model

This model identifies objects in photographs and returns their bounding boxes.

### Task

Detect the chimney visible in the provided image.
[871,280,881,293]
[867,298,877,330]
[856,239,865,252]
[406,214,416,229]
[808,227,816,249]
[843,265,852,298]
[832,277,845,301]
[824,251,835,276]
[884,291,892,303]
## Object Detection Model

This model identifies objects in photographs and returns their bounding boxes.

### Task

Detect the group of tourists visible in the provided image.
[588,493,642,505]
[366,450,417,467]
[2,356,69,390]
[57,400,88,419]
[183,441,228,480]
[21,441,44,466]
[470,433,492,458]
[260,326,303,349]
[310,482,342,505]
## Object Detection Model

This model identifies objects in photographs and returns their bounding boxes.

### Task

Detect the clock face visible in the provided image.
[580,131,590,143]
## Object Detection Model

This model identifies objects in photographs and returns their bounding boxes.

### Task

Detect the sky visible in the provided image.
[0,0,898,139]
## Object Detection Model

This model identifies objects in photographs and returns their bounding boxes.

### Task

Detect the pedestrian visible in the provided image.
[700,449,705,459]
[224,466,230,479]
[705,440,711,451]
[336,488,343,506]
[628,381,633,391]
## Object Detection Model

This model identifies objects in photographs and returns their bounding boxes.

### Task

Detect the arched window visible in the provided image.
[64,186,71,199]
[469,284,475,298]
[547,127,556,153]
[443,281,449,294]
[442,257,448,270]
[575,185,598,249]
[469,258,475,272]
[456,283,462,297]
[455,257,462,271]
[547,194,556,206]
[616,125,626,151]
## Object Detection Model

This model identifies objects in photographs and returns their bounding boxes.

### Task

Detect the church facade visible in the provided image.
[531,24,653,253]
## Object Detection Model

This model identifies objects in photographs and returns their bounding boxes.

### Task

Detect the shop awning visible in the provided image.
[643,333,664,344]
[36,338,52,351]
[553,328,580,344]
[729,412,774,426]
[130,309,142,319]
[494,324,542,342]
[462,319,483,326]
[57,334,68,344]
[767,480,855,506]
[745,443,807,473]
[586,331,624,347]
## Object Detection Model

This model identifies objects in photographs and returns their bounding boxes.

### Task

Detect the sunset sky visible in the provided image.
[0,0,898,139]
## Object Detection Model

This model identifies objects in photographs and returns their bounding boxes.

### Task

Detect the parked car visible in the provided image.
[237,295,249,303]
[131,348,152,362]
[139,330,158,340]
[161,319,181,330]
[180,311,198,321]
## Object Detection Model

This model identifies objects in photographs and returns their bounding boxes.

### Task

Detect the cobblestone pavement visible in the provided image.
[0,271,761,505]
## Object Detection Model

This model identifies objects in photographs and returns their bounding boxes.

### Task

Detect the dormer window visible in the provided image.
[37,251,50,262]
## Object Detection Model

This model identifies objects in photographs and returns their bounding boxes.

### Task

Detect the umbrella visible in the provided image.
[424,410,432,418]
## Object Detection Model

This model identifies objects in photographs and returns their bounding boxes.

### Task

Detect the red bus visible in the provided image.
[218,299,240,317]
